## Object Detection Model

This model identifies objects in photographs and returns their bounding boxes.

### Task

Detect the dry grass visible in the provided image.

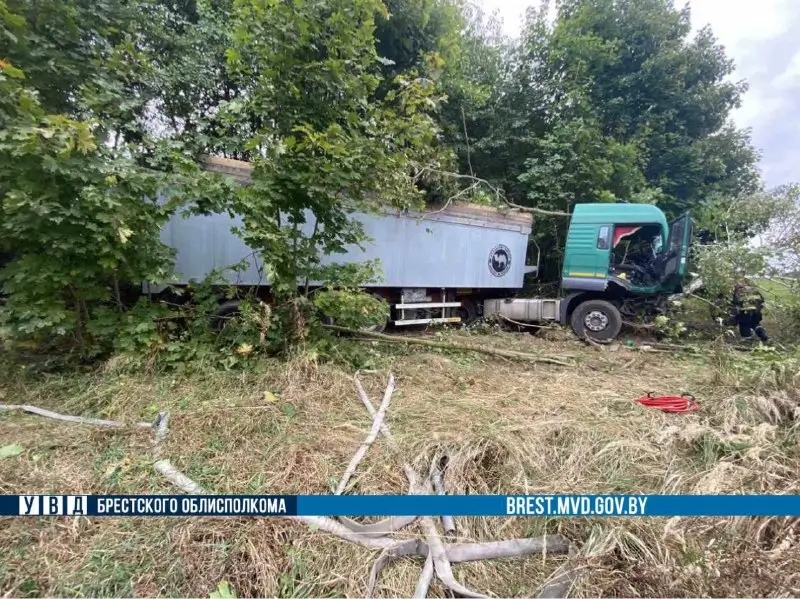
[1,330,799,597]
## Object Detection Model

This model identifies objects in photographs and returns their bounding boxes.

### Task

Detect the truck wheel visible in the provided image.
[570,300,622,342]
[319,297,390,333]
[362,312,389,334]
[455,299,478,326]
[210,300,242,331]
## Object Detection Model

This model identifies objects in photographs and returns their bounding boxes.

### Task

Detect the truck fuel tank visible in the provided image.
[483,298,561,324]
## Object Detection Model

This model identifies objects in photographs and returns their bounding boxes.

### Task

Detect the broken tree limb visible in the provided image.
[413,554,435,599]
[430,456,456,535]
[0,403,153,429]
[622,320,656,331]
[583,335,610,350]
[327,326,572,366]
[335,374,396,495]
[506,201,571,217]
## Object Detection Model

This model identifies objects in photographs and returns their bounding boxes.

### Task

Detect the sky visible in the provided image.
[480,0,799,189]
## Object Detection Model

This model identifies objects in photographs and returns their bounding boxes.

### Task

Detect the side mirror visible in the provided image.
[526,239,541,279]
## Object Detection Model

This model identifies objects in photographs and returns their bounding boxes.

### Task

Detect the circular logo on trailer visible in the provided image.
[488,244,511,277]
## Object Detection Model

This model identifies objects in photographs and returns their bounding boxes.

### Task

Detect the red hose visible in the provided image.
[635,392,698,413]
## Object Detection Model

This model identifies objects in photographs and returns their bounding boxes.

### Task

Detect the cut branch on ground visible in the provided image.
[325,325,573,366]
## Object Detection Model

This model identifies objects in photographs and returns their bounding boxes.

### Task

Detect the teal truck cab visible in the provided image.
[483,203,694,341]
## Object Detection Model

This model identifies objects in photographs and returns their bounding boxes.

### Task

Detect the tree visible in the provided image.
[0,0,227,354]
[464,0,761,220]
[215,0,443,345]
[691,185,800,299]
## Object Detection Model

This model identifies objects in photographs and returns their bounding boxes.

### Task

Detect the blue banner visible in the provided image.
[2,494,800,517]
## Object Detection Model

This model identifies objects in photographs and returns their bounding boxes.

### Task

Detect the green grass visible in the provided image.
[2,332,800,597]
[752,277,794,301]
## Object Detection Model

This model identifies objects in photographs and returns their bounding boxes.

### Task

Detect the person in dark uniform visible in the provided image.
[732,279,769,342]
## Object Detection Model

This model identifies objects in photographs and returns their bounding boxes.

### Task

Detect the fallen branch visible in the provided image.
[689,293,726,313]
[583,335,609,350]
[335,374,396,495]
[496,313,551,329]
[506,201,571,217]
[408,164,571,218]
[327,326,572,366]
[622,320,655,331]
[0,404,153,429]
[430,455,456,535]
[649,342,701,352]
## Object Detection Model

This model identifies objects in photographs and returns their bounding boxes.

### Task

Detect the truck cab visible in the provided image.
[559,203,693,340]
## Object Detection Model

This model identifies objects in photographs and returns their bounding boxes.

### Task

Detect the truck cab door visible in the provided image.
[662,212,693,280]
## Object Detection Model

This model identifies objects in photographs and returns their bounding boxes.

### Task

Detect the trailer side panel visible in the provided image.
[159,205,533,290]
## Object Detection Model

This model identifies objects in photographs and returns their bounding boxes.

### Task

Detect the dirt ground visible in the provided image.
[1,329,799,598]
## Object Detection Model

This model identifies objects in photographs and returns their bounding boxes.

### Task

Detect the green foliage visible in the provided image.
[0,444,25,459]
[207,0,443,341]
[692,186,800,300]
[313,289,389,330]
[210,581,237,599]
[651,313,687,339]
[0,54,165,349]
[0,0,785,363]
[0,0,238,356]
[447,0,761,227]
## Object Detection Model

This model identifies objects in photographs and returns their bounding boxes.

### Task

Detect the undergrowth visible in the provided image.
[1,332,799,597]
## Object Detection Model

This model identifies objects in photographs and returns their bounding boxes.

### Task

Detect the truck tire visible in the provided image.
[455,299,478,326]
[210,300,242,331]
[361,311,389,334]
[570,299,622,342]
[319,294,390,334]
